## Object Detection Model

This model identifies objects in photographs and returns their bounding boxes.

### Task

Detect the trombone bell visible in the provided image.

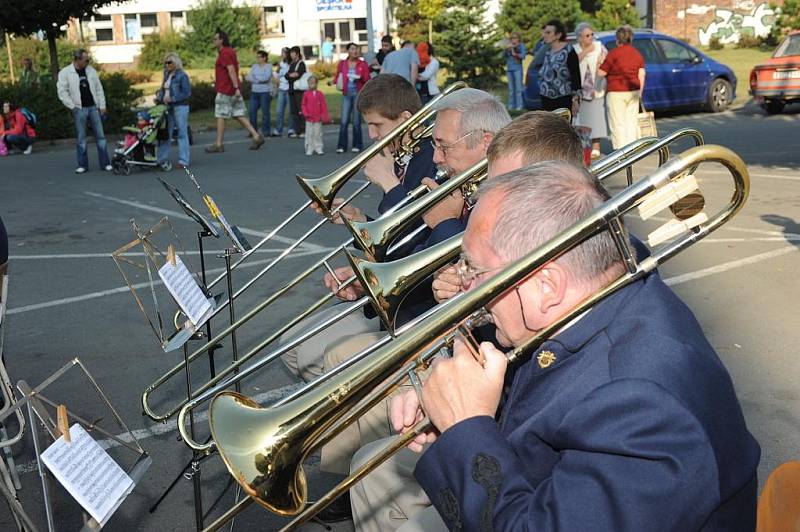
[209,392,308,516]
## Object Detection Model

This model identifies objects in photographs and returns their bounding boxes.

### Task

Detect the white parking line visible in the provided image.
[6,248,326,315]
[9,249,294,260]
[84,191,327,252]
[664,245,798,286]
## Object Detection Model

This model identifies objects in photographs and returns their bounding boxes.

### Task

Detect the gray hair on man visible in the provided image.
[432,88,511,149]
[164,52,184,70]
[477,160,625,283]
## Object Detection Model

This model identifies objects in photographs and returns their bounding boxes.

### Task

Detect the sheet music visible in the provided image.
[41,424,134,526]
[158,254,213,326]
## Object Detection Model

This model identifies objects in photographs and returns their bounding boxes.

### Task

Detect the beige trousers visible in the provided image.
[279,304,379,382]
[320,331,392,475]
[305,121,324,154]
[606,90,641,150]
[350,437,447,532]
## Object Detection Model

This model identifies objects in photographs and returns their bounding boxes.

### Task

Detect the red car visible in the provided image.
[750,30,800,114]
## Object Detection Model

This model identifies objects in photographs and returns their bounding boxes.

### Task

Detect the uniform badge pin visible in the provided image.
[537,350,557,369]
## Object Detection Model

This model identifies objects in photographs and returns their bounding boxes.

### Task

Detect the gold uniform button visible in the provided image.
[537,350,557,369]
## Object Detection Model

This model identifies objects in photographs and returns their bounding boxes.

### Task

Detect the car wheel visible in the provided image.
[764,100,785,114]
[707,78,733,112]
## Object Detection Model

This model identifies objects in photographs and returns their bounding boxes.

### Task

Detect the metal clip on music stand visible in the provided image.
[0,359,151,531]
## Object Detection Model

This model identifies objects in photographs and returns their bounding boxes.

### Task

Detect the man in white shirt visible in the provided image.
[57,49,112,173]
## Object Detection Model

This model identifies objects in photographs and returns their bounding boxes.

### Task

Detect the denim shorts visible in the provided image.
[215,93,246,119]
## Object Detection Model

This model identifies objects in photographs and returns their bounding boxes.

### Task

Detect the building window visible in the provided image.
[264,6,284,36]
[321,19,367,56]
[125,14,141,41]
[170,11,186,32]
[140,13,158,28]
[81,15,114,44]
[95,28,114,42]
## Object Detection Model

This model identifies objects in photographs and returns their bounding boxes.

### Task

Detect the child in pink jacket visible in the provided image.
[300,76,331,155]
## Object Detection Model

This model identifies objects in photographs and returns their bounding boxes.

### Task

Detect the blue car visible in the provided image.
[524,29,737,113]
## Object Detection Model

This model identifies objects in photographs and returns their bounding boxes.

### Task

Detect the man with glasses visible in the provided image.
[356,161,759,531]
[57,49,112,173]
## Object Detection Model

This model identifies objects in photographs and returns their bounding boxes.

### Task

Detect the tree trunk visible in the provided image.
[47,33,59,80]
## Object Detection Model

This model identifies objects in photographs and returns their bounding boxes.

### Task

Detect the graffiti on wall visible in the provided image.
[696,3,776,45]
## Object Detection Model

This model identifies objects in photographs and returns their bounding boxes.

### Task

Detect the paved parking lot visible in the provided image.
[1,103,799,530]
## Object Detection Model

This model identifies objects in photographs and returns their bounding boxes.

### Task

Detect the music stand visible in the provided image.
[0,359,151,531]
[111,218,214,352]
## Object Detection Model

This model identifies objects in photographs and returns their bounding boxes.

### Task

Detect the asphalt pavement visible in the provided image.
[0,101,798,531]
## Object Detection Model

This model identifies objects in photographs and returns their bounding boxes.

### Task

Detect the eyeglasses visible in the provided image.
[582,32,595,38]
[164,60,173,65]
[456,253,501,288]
[431,130,480,156]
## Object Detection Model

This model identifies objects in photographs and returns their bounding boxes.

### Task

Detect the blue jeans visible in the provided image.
[507,68,524,110]
[274,90,290,134]
[73,106,110,169]
[4,134,33,151]
[337,93,363,151]
[249,91,272,136]
[157,104,190,166]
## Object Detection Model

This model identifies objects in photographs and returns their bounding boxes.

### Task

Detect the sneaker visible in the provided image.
[315,150,325,155]
[305,151,313,156]
[287,132,297,138]
[23,145,32,155]
[75,167,87,174]
[176,163,188,170]
[104,165,113,171]
[204,144,225,153]
[351,147,361,153]
[271,129,280,137]
[249,135,266,150]
[298,133,305,139]
[336,148,345,154]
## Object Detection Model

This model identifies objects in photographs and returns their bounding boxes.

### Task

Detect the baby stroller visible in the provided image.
[112,105,169,175]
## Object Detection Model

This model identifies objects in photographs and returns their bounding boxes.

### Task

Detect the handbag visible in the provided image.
[636,101,657,139]
[294,71,311,91]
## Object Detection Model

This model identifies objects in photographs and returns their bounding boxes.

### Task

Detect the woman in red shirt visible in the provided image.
[330,42,370,153]
[598,25,646,150]
[1,102,36,155]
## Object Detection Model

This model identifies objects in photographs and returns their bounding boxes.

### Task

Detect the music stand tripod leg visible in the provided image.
[182,342,205,531]
[197,231,217,378]
[26,401,55,532]
[222,249,240,394]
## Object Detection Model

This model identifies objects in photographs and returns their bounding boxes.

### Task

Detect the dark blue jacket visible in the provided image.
[415,273,760,531]
[160,69,191,106]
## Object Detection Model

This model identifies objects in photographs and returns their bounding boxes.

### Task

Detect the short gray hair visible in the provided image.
[575,22,594,38]
[476,161,624,282]
[164,52,184,70]
[432,88,511,149]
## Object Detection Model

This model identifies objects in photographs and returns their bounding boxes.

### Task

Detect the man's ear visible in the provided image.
[535,263,567,313]
[481,132,494,151]
[400,110,413,122]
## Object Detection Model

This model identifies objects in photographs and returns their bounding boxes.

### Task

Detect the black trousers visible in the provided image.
[541,94,573,112]
[289,90,305,134]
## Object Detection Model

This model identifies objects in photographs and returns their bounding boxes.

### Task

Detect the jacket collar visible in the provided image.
[524,277,645,375]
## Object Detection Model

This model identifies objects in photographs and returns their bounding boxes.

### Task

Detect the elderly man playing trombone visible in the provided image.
[281,87,511,385]
[349,161,760,531]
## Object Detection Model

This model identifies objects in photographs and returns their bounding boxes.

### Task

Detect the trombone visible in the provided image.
[205,143,749,529]
[173,82,468,327]
[141,84,468,421]
[171,127,696,454]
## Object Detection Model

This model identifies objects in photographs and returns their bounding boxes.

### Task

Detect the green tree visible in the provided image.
[496,0,582,49]
[138,31,187,71]
[592,0,641,31]
[184,0,261,63]
[434,0,505,88]
[394,0,429,43]
[770,0,800,41]
[0,0,120,78]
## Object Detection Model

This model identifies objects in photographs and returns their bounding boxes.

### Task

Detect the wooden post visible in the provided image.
[4,33,15,83]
